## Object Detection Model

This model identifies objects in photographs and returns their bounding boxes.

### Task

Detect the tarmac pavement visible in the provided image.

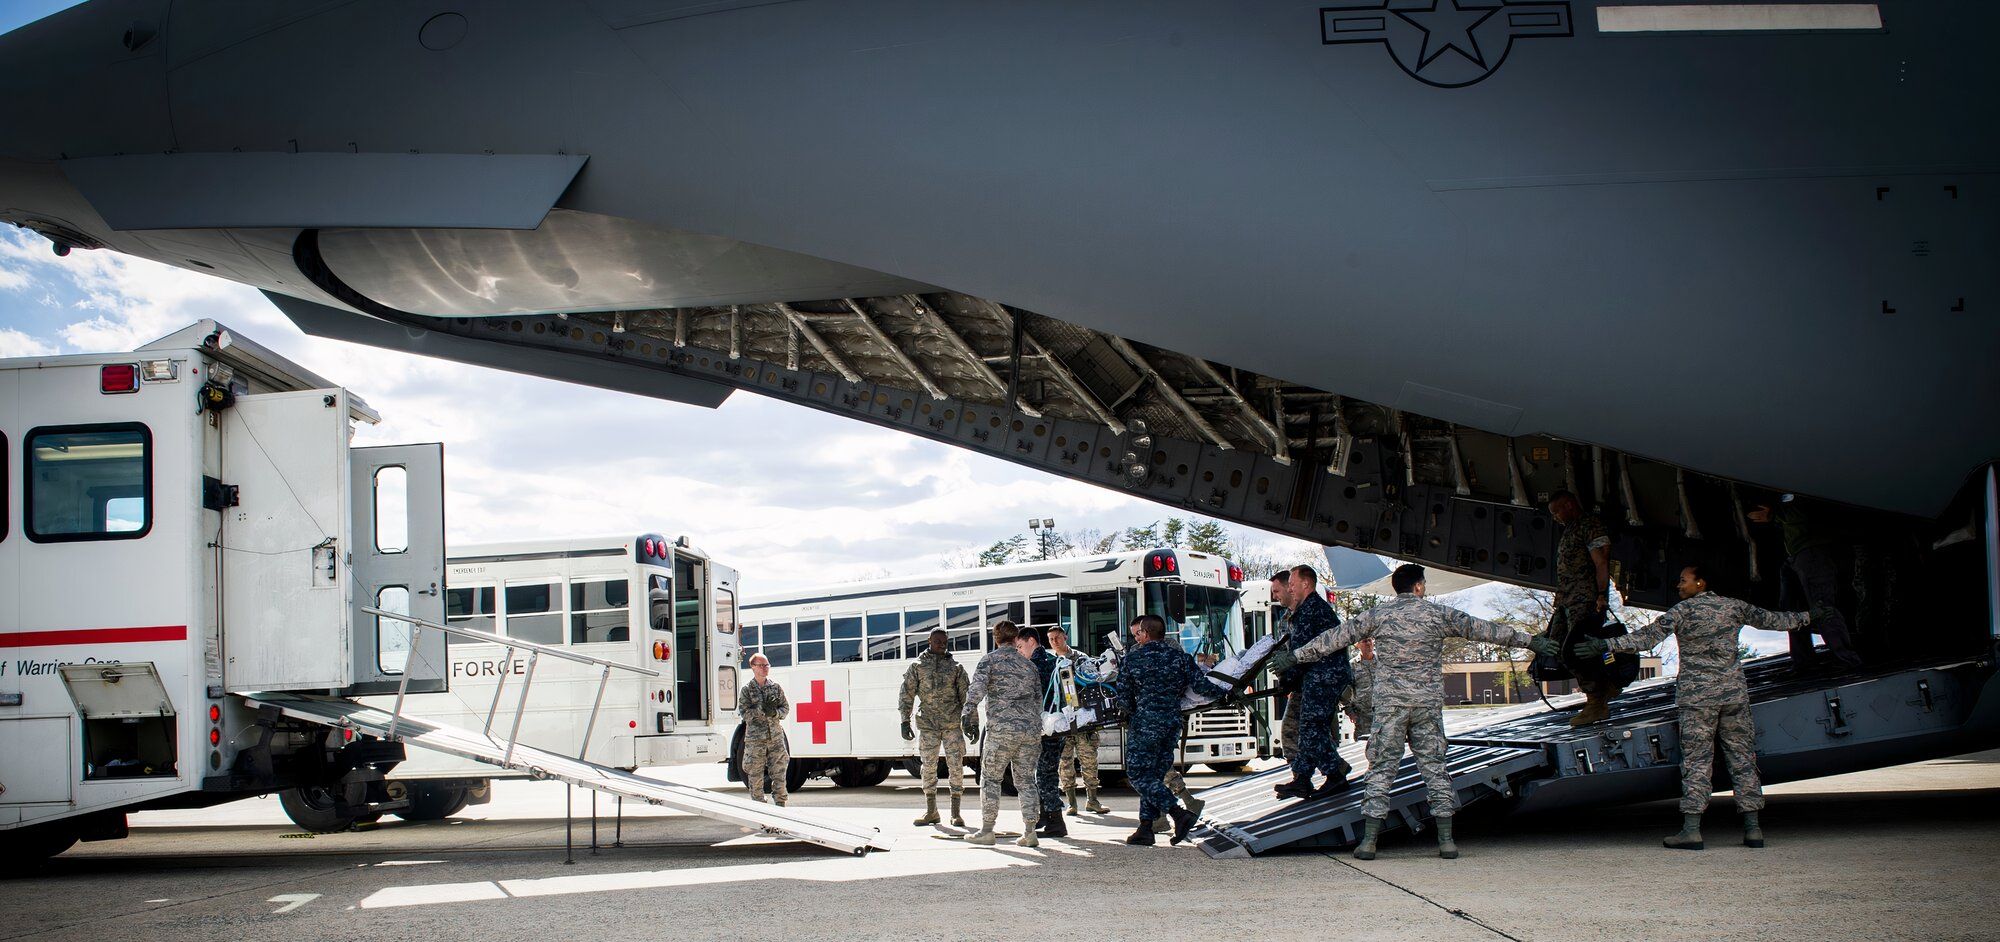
[4,750,1996,942]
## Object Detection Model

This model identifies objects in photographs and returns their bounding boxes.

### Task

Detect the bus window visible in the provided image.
[903,606,939,658]
[1069,591,1123,657]
[570,577,630,644]
[445,585,495,645]
[648,574,672,632]
[376,586,412,674]
[1147,582,1241,658]
[986,599,1025,628]
[504,582,563,645]
[740,623,760,666]
[797,619,826,663]
[830,616,862,663]
[25,424,151,541]
[945,605,980,652]
[1028,596,1060,629]
[866,612,900,661]
[763,620,793,668]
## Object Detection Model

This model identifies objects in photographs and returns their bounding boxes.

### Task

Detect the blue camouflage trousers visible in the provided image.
[1288,670,1350,782]
[1126,724,1184,822]
[1036,735,1066,819]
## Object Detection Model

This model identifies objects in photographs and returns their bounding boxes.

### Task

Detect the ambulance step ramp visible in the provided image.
[1188,742,1546,858]
[242,692,886,856]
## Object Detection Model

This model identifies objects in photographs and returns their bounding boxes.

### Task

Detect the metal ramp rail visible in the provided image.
[244,691,887,855]
[1188,740,1546,858]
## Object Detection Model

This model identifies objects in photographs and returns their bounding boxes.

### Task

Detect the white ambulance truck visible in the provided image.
[735,548,1259,791]
[0,321,454,860]
[276,535,746,831]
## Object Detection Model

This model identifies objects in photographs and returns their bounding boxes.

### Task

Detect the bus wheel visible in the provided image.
[1206,761,1253,776]
[854,760,892,788]
[827,760,866,788]
[279,785,357,833]
[396,784,470,821]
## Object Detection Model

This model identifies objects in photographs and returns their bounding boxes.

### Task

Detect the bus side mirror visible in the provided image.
[1169,584,1187,622]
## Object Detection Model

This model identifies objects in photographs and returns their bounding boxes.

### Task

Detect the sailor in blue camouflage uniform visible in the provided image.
[1117,614,1230,846]
[1274,565,1354,801]
[1022,627,1070,838]
[1573,564,1818,851]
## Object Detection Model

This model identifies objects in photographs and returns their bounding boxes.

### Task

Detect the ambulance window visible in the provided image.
[866,612,900,661]
[504,582,563,645]
[446,586,496,645]
[902,606,939,658]
[25,424,151,542]
[717,666,738,711]
[377,586,412,674]
[373,466,408,553]
[946,605,981,652]
[570,578,630,644]
[797,619,826,663]
[830,616,862,663]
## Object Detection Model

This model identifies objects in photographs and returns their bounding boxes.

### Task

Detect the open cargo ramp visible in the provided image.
[243,691,887,856]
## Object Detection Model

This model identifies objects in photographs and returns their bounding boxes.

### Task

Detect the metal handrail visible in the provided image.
[362,607,663,677]
[363,606,662,762]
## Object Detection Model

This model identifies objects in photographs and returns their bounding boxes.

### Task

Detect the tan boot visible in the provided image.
[950,793,966,827]
[1085,788,1108,815]
[914,793,940,826]
[1066,788,1080,817]
[1568,693,1610,727]
[966,829,998,846]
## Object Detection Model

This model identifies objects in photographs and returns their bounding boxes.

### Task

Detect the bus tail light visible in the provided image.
[100,363,140,393]
[652,641,670,660]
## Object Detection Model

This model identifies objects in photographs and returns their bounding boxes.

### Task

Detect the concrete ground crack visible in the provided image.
[1325,853,1528,942]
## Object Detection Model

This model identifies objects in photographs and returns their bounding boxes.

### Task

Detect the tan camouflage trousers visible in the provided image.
[1281,692,1344,757]
[1678,700,1764,814]
[1362,706,1455,820]
[916,724,966,796]
[742,732,790,806]
[1060,729,1100,791]
[978,729,1041,832]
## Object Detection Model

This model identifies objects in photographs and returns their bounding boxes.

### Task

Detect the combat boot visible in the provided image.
[1016,821,1039,848]
[966,829,998,846]
[1273,777,1312,800]
[914,793,940,826]
[1125,822,1157,845]
[1742,811,1765,848]
[1168,806,1198,845]
[1040,814,1069,838]
[1309,762,1354,801]
[1353,816,1384,860]
[1569,693,1610,727]
[1085,788,1108,814]
[1663,813,1705,850]
[950,793,966,827]
[1067,788,1080,817]
[1436,816,1459,859]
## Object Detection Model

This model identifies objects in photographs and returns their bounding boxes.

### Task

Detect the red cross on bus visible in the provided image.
[795,679,844,744]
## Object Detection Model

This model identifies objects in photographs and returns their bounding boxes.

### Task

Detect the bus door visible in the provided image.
[1060,590,1131,658]
[673,554,710,724]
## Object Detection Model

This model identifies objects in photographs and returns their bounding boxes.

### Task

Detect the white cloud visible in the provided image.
[0,327,55,358]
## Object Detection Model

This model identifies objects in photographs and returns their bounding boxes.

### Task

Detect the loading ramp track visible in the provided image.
[243,691,887,856]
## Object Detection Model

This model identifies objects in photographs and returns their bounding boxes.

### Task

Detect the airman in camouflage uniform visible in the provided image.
[737,653,792,806]
[963,621,1045,847]
[1275,567,1352,801]
[1549,491,1624,726]
[1273,564,1557,859]
[900,629,970,826]
[1049,628,1108,816]
[1577,564,1815,851]
[1118,614,1229,846]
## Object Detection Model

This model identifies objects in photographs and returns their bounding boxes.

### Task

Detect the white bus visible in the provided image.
[278,534,746,831]
[735,547,1259,790]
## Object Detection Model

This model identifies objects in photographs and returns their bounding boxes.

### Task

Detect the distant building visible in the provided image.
[1441,658,1665,705]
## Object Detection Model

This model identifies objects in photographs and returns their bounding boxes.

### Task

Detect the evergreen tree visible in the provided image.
[978,534,1028,567]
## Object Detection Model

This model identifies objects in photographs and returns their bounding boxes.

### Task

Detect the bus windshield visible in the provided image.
[1145,582,1243,660]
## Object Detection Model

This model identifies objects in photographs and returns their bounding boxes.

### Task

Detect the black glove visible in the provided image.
[1571,637,1610,662]
[962,715,979,741]
[900,720,914,741]
[1267,649,1299,675]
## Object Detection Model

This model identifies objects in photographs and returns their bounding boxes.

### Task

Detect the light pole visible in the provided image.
[1029,518,1056,560]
